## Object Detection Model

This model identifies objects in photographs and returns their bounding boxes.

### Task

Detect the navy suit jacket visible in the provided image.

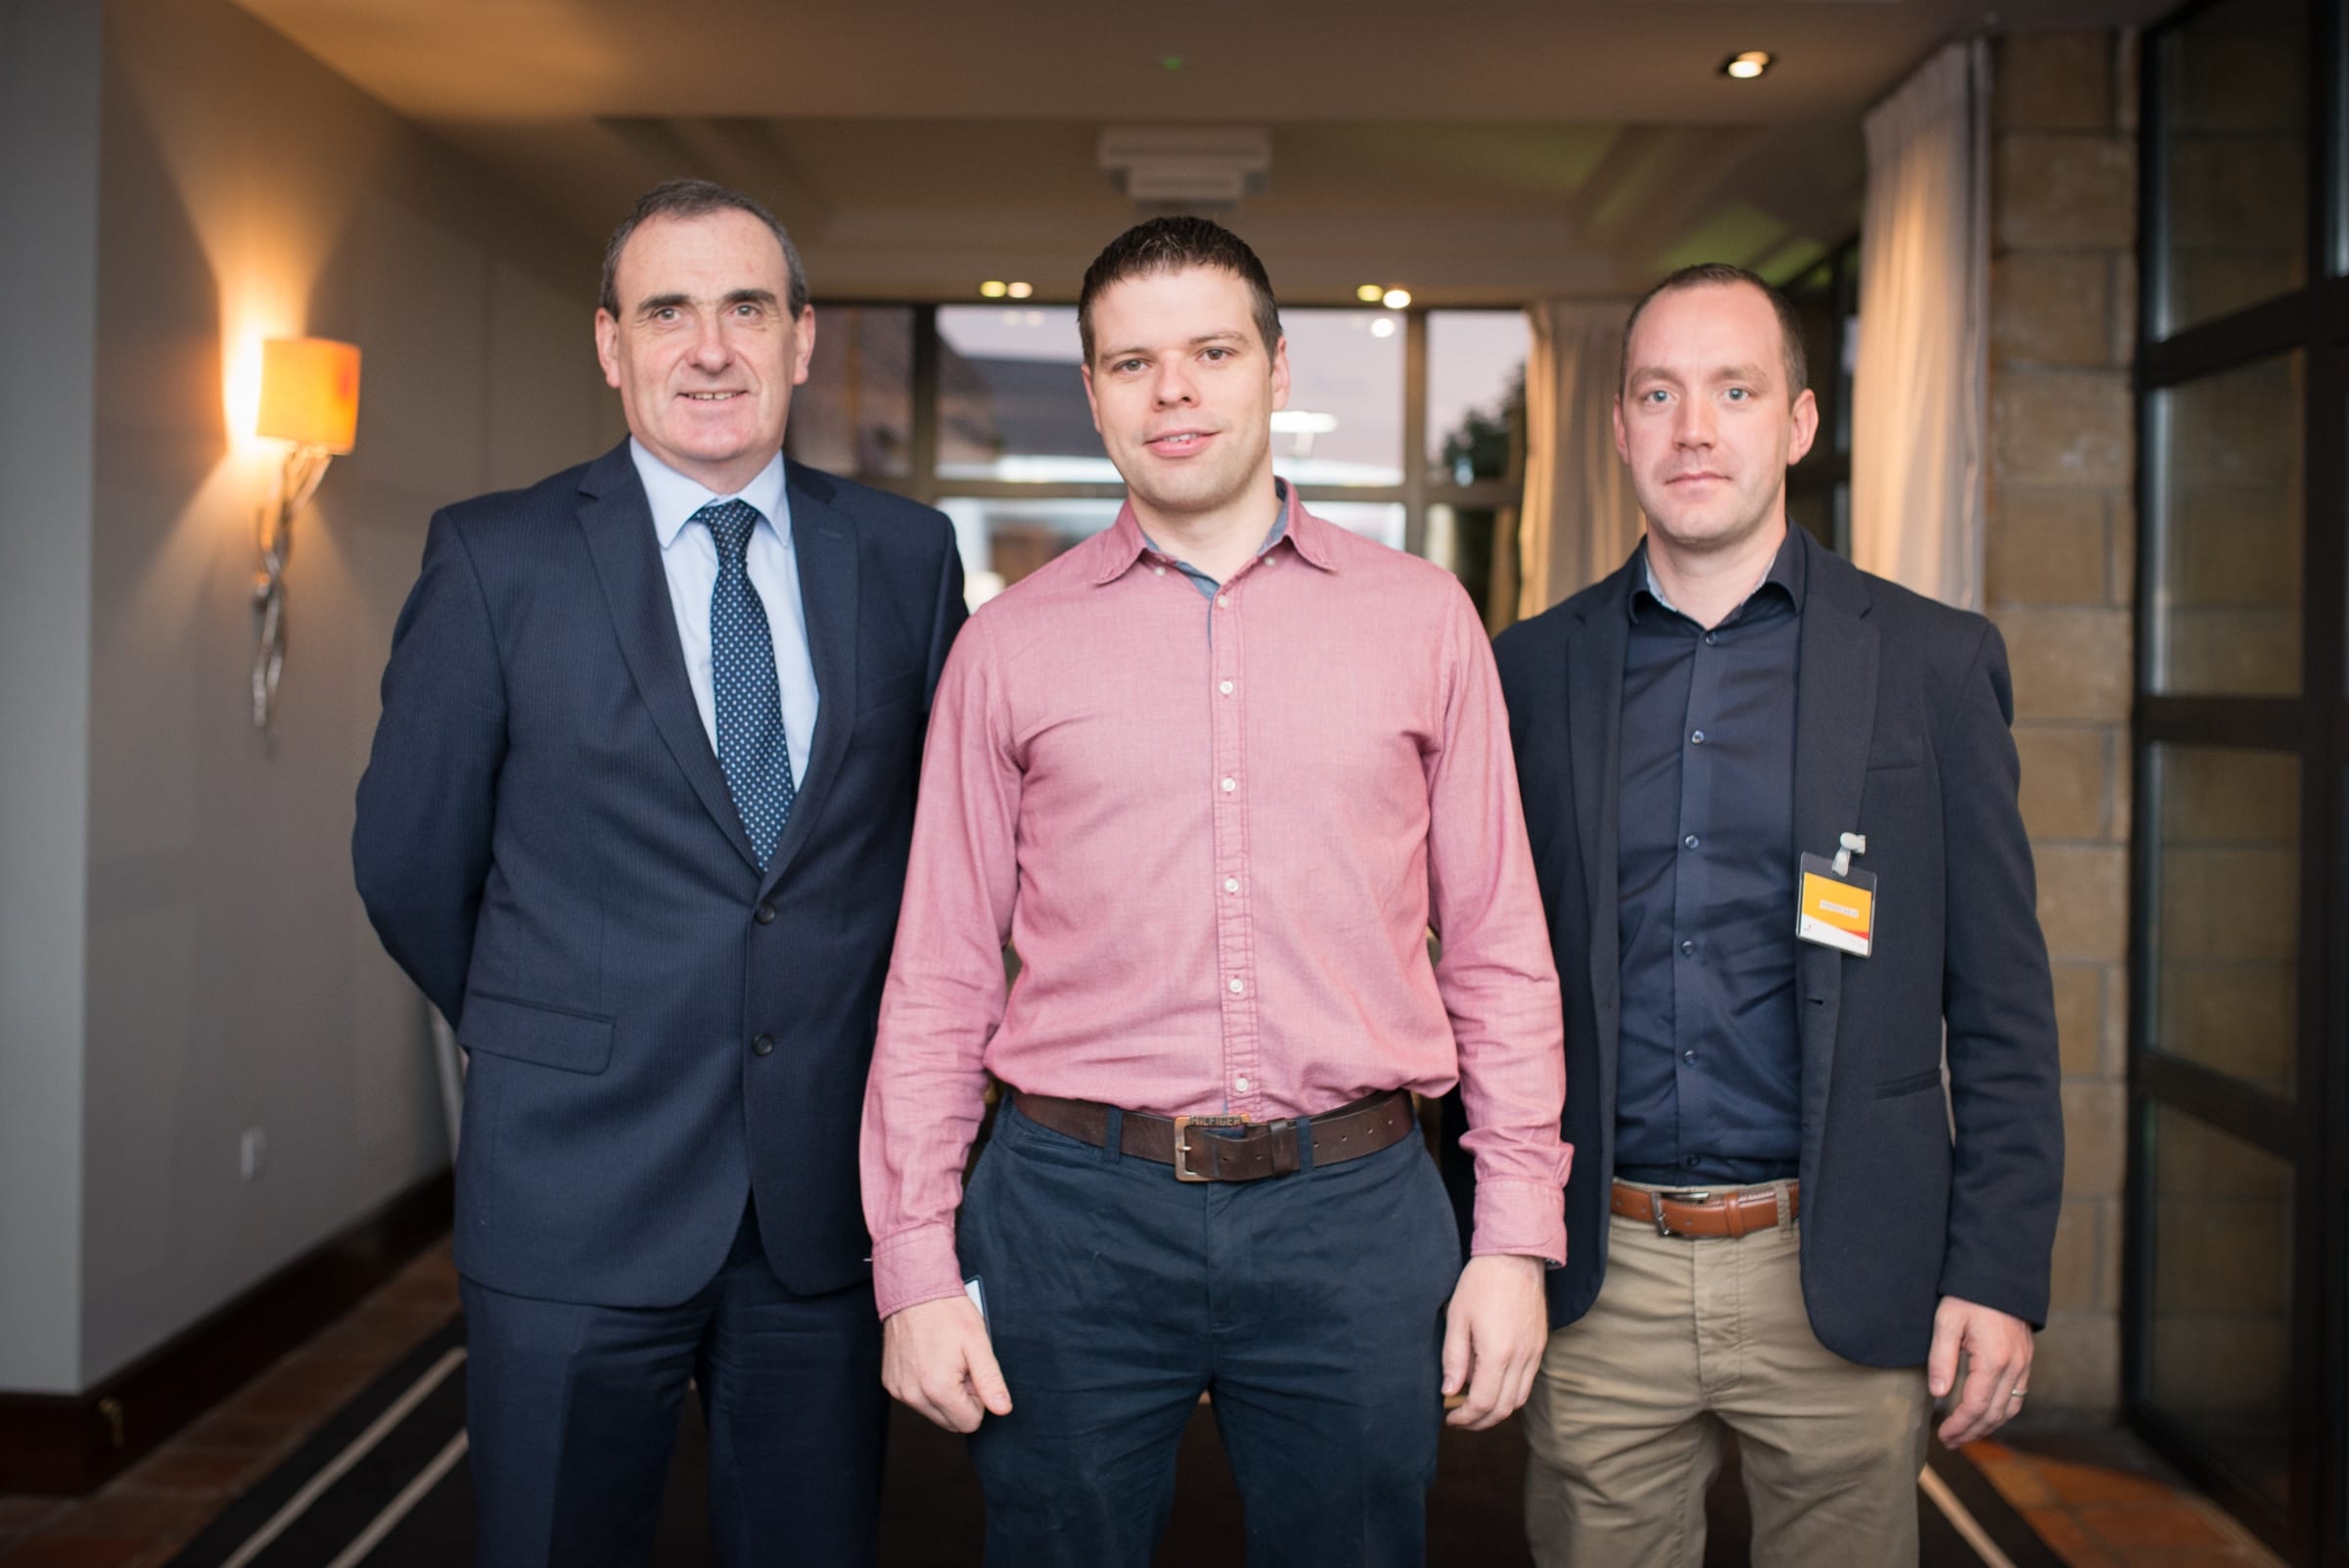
[1467,532,2062,1366]
[354,442,966,1308]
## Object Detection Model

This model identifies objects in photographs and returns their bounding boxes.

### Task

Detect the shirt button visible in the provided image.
[755,902,776,925]
[1224,878,1239,893]
[1690,730,1706,745]
[1153,565,1166,576]
[1217,596,1229,608]
[1235,1077,1251,1092]
[1682,1050,1697,1064]
[1704,632,1718,645]
[1684,1155,1702,1169]
[1220,680,1234,695]
[1229,977,1244,993]
[1679,940,1696,957]
[1682,835,1699,851]
[752,1034,775,1057]
[1221,777,1237,792]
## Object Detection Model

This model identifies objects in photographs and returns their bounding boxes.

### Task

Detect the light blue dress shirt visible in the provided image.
[630,440,818,789]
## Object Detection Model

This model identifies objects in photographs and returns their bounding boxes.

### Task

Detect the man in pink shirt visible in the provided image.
[859,217,1571,1565]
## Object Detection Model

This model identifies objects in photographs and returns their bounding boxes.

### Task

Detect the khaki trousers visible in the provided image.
[1522,1192,1932,1568]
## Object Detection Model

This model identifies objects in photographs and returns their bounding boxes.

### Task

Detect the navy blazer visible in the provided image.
[1465,532,2061,1366]
[354,442,966,1308]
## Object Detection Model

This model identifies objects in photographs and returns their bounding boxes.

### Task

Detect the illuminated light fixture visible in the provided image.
[980,280,1009,299]
[1723,50,1773,80]
[251,337,362,731]
[1357,284,1385,303]
[1007,281,1035,300]
[1369,316,1397,339]
[1381,288,1411,310]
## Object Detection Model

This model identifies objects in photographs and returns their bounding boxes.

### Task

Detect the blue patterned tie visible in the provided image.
[696,500,795,867]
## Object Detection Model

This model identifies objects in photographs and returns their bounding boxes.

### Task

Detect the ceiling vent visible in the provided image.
[1098,126,1271,212]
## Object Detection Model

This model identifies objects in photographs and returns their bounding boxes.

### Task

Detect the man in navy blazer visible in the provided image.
[353,179,965,1567]
[1463,264,2061,1567]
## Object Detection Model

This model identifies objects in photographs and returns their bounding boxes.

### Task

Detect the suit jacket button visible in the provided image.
[755,902,777,925]
[752,1034,775,1056]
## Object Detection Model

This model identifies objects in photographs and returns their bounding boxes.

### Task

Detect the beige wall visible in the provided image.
[1984,29,2140,1413]
[0,0,102,1396]
[0,0,620,1392]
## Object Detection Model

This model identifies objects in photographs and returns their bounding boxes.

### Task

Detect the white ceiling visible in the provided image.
[232,0,2179,303]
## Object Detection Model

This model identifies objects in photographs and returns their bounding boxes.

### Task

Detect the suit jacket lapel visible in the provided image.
[576,443,760,875]
[1566,563,1634,1125]
[1790,535,1879,1153]
[758,462,859,897]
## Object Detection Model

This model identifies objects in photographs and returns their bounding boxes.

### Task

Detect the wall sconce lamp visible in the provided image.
[251,337,360,731]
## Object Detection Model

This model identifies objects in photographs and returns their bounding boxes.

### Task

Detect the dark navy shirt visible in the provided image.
[1613,530,1806,1186]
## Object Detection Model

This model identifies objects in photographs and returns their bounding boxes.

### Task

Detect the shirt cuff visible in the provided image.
[870,1222,969,1321]
[1468,1176,1568,1268]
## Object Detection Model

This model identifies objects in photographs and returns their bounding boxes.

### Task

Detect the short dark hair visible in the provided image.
[1619,262,1808,398]
[1077,216,1283,365]
[599,178,808,319]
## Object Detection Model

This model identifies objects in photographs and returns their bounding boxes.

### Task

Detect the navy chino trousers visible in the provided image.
[960,1099,1464,1567]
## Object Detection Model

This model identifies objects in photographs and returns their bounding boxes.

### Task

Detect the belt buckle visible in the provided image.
[1172,1114,1249,1181]
[1650,1188,1712,1237]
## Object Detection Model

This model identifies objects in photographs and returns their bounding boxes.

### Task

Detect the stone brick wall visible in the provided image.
[1985,29,2140,1413]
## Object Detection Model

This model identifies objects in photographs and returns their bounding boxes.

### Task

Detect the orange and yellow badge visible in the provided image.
[1797,850,1876,957]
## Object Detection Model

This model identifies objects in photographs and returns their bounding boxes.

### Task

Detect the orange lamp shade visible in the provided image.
[254,337,362,454]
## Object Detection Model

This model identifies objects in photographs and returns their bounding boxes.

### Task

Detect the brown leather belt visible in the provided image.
[1611,1178,1798,1238]
[1009,1088,1417,1182]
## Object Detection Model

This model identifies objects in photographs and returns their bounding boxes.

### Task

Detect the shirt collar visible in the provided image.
[1631,524,1807,623]
[631,439,791,551]
[1091,478,1334,585]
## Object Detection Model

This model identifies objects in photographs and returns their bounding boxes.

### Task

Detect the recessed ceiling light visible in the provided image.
[980,280,1008,298]
[1357,284,1385,303]
[1723,50,1772,80]
[1382,288,1411,310]
[1369,317,1397,339]
[1007,281,1034,300]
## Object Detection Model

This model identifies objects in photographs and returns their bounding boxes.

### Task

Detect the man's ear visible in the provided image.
[594,309,622,391]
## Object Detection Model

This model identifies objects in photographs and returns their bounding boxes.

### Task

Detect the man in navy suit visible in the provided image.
[353,179,965,1567]
[1465,264,2061,1567]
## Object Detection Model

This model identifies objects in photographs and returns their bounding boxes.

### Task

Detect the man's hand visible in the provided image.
[882,1295,1012,1434]
[1441,1253,1548,1429]
[1927,1295,2034,1447]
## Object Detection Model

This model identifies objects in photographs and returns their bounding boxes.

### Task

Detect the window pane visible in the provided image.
[1427,312,1530,484]
[936,306,1115,484]
[2145,1103,2294,1507]
[1425,504,1513,633]
[784,305,913,479]
[1274,310,1403,486]
[2147,746,2298,1099]
[2148,352,2304,695]
[938,496,1122,603]
[2155,0,2309,335]
[1305,500,1405,552]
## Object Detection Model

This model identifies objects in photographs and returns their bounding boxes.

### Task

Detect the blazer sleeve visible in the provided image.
[351,510,509,1027]
[1935,621,2064,1325]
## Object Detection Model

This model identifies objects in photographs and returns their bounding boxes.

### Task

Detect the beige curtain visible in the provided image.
[1850,38,1992,610]
[1516,300,1644,620]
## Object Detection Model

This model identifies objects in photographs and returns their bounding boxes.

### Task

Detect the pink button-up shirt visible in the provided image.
[860,496,1571,1319]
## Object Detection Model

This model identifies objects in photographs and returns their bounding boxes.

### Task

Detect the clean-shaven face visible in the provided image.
[594,208,813,494]
[1081,265,1289,522]
[1614,281,1817,558]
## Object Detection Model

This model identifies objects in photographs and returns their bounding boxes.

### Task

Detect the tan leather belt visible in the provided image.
[1611,1178,1798,1238]
[1009,1089,1417,1182]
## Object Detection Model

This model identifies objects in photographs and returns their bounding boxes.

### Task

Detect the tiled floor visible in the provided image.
[0,1243,460,1568]
[0,1245,2293,1568]
[1968,1429,2286,1568]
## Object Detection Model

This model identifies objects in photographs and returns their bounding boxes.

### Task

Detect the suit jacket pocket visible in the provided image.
[458,991,615,1075]
[1874,1067,1947,1099]
[859,667,921,713]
